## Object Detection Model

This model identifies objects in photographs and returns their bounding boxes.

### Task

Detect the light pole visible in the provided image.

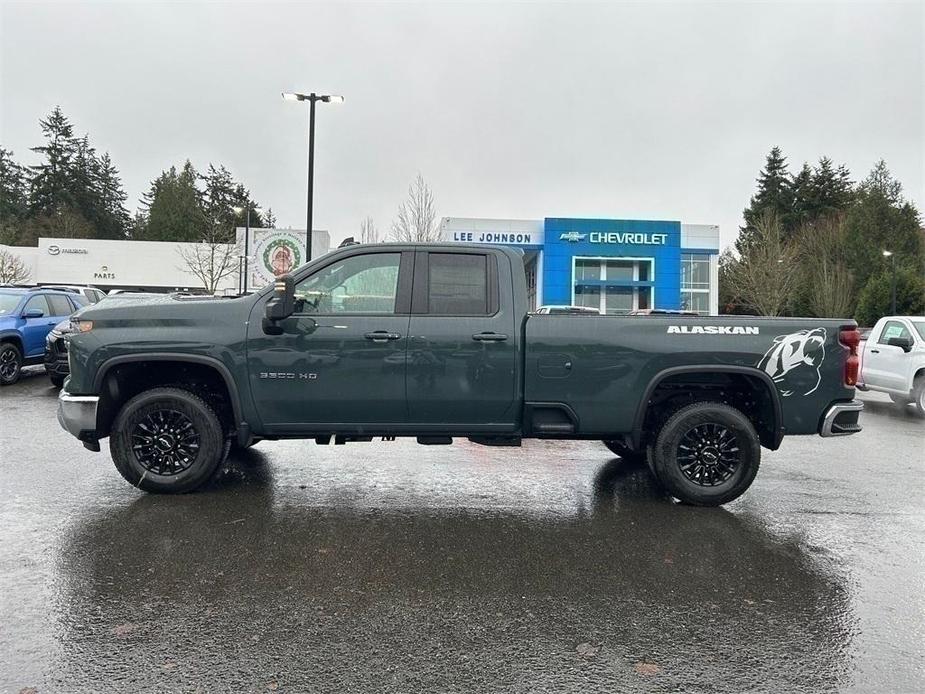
[233,205,262,293]
[282,91,344,263]
[882,250,896,314]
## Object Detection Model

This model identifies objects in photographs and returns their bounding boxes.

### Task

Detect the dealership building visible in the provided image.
[1,229,331,293]
[441,217,720,315]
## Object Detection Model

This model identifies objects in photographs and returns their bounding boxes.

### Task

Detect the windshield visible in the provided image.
[0,293,22,315]
[913,321,925,341]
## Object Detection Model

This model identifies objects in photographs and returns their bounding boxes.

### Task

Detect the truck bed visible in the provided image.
[524,314,857,437]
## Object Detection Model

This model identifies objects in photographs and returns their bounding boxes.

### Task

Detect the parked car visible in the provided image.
[535,305,601,315]
[859,316,925,414]
[0,287,86,385]
[40,285,107,304]
[58,243,862,506]
[44,292,161,387]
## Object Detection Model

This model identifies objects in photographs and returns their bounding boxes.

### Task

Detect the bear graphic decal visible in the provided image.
[757,328,827,397]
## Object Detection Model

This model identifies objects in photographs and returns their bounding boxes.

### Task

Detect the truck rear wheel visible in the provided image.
[109,387,226,493]
[651,401,760,507]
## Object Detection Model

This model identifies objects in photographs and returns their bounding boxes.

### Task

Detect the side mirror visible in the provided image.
[263,274,295,335]
[887,335,914,353]
[23,308,44,319]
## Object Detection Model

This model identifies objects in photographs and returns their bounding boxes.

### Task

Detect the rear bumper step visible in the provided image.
[819,400,863,437]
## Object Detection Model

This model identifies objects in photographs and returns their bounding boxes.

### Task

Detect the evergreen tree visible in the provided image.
[738,147,792,252]
[855,268,925,326]
[137,162,207,242]
[22,107,131,242]
[844,160,924,295]
[0,148,29,244]
[95,152,131,239]
[28,106,76,216]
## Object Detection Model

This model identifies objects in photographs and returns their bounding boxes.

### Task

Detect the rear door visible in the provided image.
[406,250,518,427]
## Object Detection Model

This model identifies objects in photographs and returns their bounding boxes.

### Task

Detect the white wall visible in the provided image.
[31,237,240,290]
[0,244,39,283]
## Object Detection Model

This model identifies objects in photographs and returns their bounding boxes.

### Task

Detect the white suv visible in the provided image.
[860,316,925,415]
[41,285,106,304]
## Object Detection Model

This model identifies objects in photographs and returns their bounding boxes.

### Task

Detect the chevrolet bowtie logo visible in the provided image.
[559,232,587,242]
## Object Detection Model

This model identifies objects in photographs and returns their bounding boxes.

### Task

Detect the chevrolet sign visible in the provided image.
[559,231,668,245]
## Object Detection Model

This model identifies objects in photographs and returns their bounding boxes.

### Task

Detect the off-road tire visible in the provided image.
[109,387,226,493]
[0,343,23,386]
[651,401,761,507]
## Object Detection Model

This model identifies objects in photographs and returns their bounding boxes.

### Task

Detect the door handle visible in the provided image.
[870,349,879,354]
[364,331,402,342]
[472,332,508,342]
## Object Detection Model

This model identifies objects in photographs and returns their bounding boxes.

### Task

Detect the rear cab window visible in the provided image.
[414,251,499,315]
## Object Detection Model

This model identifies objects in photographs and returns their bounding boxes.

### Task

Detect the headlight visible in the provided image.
[72,319,94,333]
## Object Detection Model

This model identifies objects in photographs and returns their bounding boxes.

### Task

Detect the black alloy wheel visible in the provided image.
[676,423,741,487]
[109,387,226,493]
[651,401,761,506]
[131,408,201,476]
[0,343,22,385]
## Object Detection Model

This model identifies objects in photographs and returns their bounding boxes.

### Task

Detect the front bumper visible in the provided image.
[819,400,863,437]
[57,390,99,440]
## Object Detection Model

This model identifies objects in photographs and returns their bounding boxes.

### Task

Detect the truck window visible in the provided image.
[878,320,910,345]
[428,253,489,315]
[293,253,401,314]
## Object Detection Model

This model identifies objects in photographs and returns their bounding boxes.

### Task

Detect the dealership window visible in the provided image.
[572,257,653,314]
[681,253,711,315]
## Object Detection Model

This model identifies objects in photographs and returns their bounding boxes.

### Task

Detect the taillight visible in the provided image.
[840,327,861,387]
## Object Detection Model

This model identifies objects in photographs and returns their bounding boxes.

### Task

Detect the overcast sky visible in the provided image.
[1,1,922,250]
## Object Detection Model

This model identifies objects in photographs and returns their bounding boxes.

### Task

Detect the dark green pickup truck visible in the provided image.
[58,243,863,505]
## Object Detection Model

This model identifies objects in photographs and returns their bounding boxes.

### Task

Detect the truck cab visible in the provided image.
[860,316,925,414]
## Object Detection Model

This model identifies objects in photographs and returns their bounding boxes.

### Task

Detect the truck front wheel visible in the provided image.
[109,387,226,493]
[651,402,760,507]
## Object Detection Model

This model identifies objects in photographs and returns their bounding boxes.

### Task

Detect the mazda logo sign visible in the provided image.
[48,245,60,255]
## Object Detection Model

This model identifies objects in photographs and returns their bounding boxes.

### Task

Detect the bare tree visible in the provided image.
[0,249,31,284]
[177,219,239,294]
[390,173,440,242]
[796,215,855,318]
[360,216,379,244]
[725,211,798,316]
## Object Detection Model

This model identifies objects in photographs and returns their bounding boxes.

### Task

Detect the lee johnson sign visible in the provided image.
[450,231,537,244]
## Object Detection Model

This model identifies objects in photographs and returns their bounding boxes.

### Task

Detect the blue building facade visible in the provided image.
[441,216,720,315]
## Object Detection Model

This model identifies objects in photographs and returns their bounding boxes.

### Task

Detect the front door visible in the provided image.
[20,295,57,357]
[406,250,518,427]
[865,320,913,391]
[247,250,413,431]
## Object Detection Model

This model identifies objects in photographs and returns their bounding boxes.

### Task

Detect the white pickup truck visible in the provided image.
[859,316,925,414]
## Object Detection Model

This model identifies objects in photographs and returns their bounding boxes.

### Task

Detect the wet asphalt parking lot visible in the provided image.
[1,369,923,693]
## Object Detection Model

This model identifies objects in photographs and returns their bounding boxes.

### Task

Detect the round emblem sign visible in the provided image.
[249,231,307,287]
[262,238,301,278]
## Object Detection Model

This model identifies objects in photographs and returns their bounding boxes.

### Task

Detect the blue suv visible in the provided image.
[0,288,86,385]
